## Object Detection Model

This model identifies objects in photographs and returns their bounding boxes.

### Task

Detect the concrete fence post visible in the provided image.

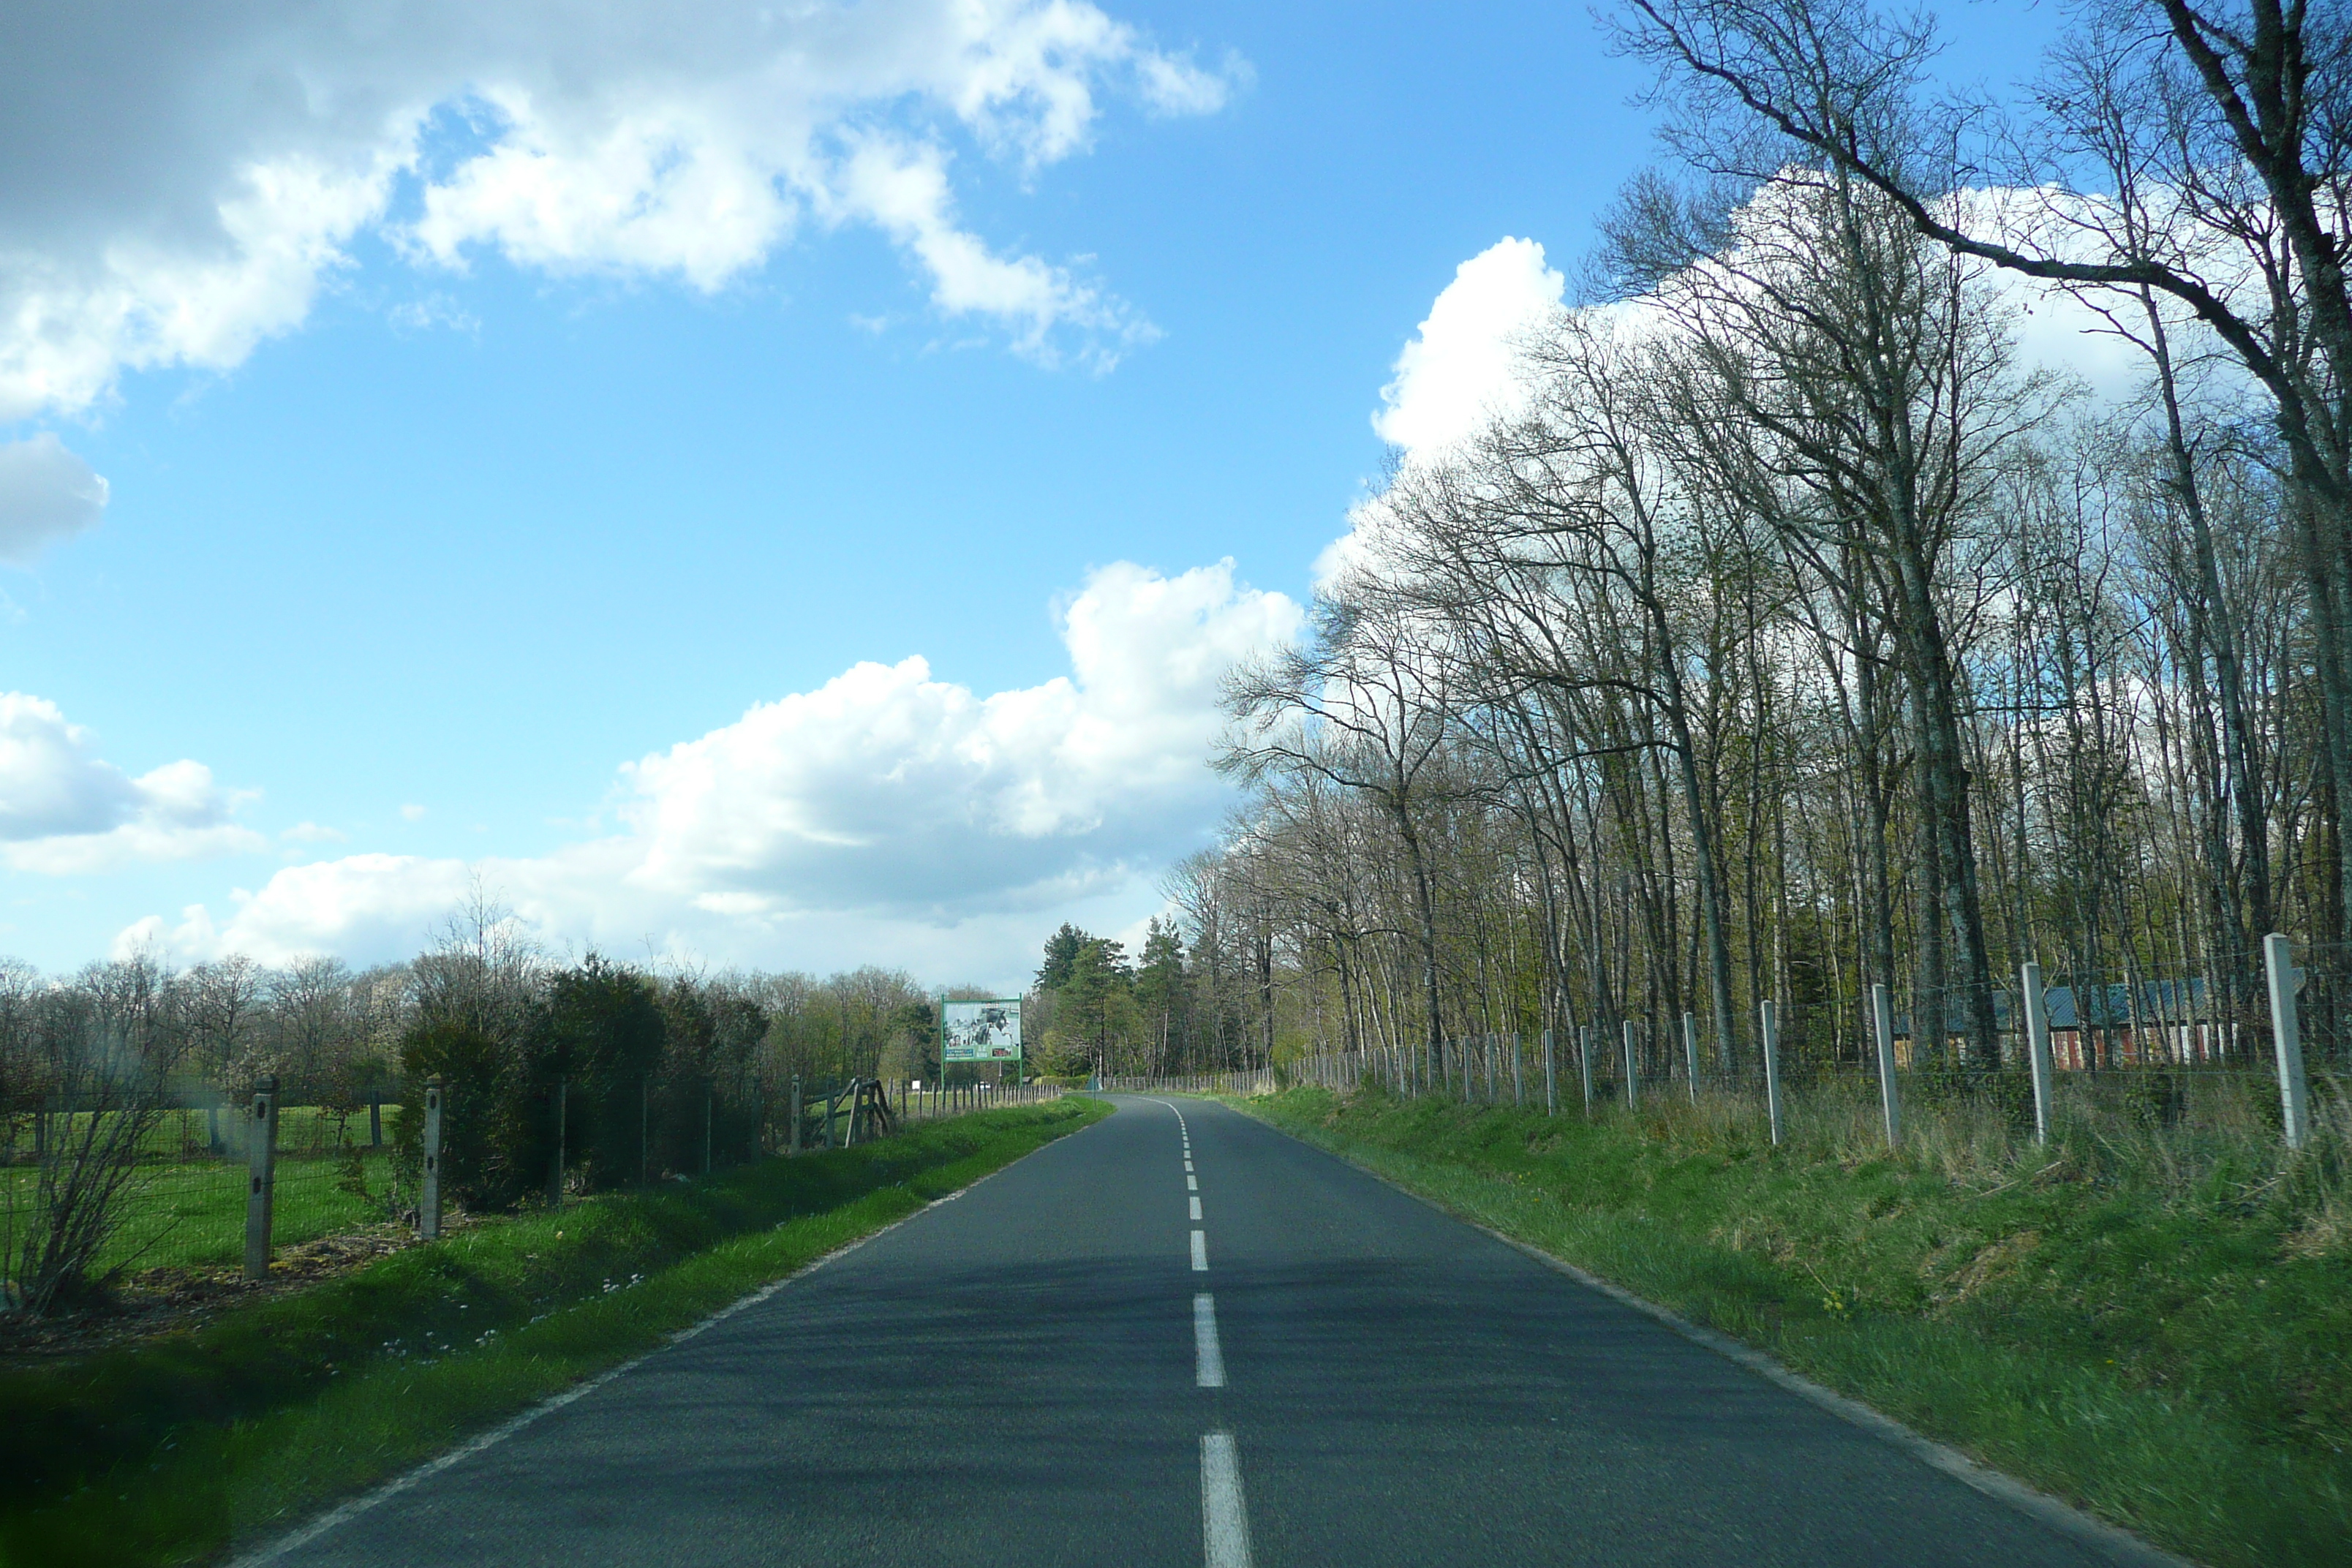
[1578,1025,1595,1113]
[1512,1033,1526,1107]
[2265,932,2312,1151]
[1758,1000,1783,1146]
[1622,1020,1640,1109]
[1542,1029,1558,1116]
[1871,983,1901,1150]
[419,1077,444,1240]
[2021,961,2057,1146]
[1681,1011,1700,1104]
[244,1074,279,1282]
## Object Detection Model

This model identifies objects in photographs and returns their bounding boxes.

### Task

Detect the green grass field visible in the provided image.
[0,1096,1109,1568]
[3,1104,403,1279]
[14,1105,399,1164]
[1237,1084,2352,1568]
[0,1153,400,1277]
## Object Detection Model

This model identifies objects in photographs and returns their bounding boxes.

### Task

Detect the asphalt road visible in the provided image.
[258,1094,2128,1567]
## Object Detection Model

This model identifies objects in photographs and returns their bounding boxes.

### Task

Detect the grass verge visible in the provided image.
[0,1096,1107,1567]
[1233,1086,2352,1568]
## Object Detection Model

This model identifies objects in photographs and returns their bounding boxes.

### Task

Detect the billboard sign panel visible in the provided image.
[943,999,1022,1063]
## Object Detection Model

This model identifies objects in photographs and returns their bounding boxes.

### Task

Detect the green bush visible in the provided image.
[391,957,766,1213]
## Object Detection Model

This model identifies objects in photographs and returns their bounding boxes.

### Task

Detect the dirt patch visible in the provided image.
[1931,1227,2043,1308]
[0,1216,479,1368]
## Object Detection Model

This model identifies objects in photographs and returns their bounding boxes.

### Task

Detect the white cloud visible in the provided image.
[832,135,1156,367]
[1372,237,1566,460]
[1324,209,2204,588]
[0,693,263,872]
[280,821,347,843]
[399,803,429,822]
[0,434,109,565]
[387,293,480,336]
[0,1,1238,421]
[130,559,1300,970]
[1316,238,1569,588]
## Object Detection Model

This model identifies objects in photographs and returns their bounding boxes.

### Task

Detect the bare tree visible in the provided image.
[1221,585,1463,1075]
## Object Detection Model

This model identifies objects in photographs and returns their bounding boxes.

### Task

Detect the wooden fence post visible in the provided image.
[1622,1021,1640,1109]
[788,1076,803,1156]
[1758,1000,1783,1147]
[1578,1025,1595,1113]
[2021,961,2057,1146]
[243,1074,279,1282]
[419,1077,444,1240]
[546,1077,566,1208]
[1681,1011,1700,1104]
[1871,983,1902,1150]
[2265,933,2312,1151]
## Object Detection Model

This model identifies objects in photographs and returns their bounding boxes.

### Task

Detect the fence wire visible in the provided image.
[1286,938,2345,1153]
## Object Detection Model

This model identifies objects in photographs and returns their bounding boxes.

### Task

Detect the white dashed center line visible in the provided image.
[1193,1292,1225,1387]
[1147,1101,1249,1567]
[1201,1433,1254,1568]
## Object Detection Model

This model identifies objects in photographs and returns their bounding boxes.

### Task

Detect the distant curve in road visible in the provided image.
[247,1095,2133,1567]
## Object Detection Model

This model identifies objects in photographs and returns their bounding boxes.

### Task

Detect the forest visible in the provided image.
[1146,0,2352,1085]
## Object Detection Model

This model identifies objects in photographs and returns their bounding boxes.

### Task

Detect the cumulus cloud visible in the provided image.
[131,559,1300,967]
[1371,237,1567,461]
[0,693,263,872]
[0,0,1237,419]
[1324,212,2209,589]
[1316,237,1569,587]
[0,434,109,565]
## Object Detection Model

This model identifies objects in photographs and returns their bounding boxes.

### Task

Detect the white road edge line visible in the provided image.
[1243,1117,2193,1568]
[1201,1431,1254,1568]
[227,1133,1074,1568]
[1194,1292,1226,1387]
[1191,1229,1209,1271]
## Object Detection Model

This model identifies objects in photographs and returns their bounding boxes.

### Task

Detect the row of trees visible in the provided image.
[0,890,942,1311]
[1196,0,2352,1082]
[1025,913,1281,1078]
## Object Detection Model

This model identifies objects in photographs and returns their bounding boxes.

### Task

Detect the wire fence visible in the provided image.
[1097,1071,1275,1096]
[895,1079,1068,1125]
[1,1070,1068,1310]
[1286,934,2345,1157]
[0,1092,404,1290]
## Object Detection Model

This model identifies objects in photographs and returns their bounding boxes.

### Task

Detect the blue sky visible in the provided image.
[0,0,2067,987]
